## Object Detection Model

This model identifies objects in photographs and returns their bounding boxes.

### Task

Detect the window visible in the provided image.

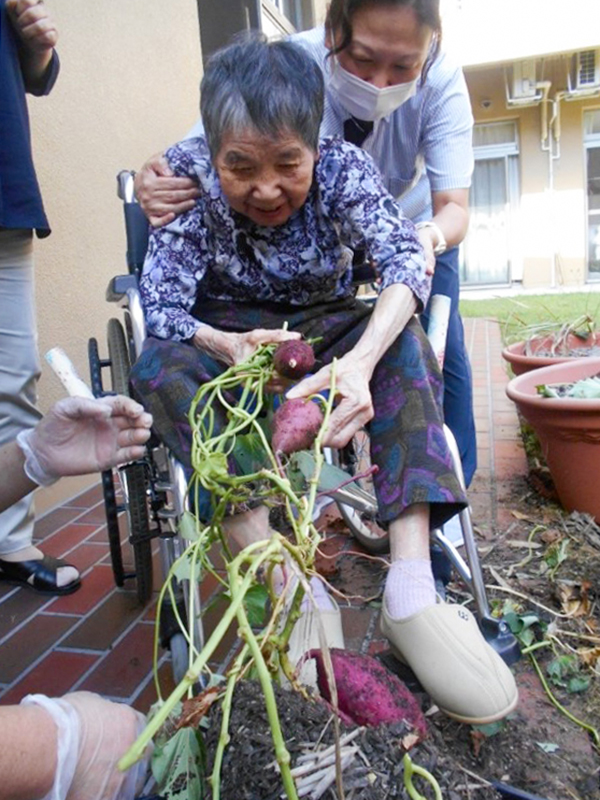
[584,109,600,279]
[460,121,521,287]
[261,0,315,36]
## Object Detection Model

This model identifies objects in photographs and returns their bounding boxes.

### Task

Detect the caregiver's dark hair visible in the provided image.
[200,32,325,158]
[325,0,442,80]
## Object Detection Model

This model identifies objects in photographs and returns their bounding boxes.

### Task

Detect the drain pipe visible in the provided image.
[537,81,559,288]
[546,91,568,288]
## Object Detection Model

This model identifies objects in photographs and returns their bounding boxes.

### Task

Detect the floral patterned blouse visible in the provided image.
[140,135,429,341]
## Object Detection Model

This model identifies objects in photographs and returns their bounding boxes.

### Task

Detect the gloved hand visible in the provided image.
[21,691,151,800]
[16,395,153,486]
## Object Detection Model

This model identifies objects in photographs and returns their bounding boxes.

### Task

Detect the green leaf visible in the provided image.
[172,554,195,583]
[568,675,590,693]
[179,511,199,542]
[243,583,269,627]
[536,741,559,753]
[232,433,270,474]
[471,720,504,736]
[152,726,206,799]
[290,451,357,493]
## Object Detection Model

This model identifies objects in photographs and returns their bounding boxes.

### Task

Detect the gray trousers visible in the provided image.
[0,229,42,554]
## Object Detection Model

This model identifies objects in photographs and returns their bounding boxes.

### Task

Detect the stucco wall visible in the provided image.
[28,0,202,513]
[465,64,600,290]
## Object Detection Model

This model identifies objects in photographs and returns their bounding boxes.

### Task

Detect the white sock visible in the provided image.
[384,558,436,619]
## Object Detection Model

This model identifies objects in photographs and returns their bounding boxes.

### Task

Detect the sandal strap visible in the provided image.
[0,555,80,594]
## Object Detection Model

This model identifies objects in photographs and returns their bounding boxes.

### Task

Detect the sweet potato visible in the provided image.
[307,648,427,740]
[273,340,315,380]
[271,398,324,454]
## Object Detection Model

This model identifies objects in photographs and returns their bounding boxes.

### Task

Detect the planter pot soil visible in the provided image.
[502,332,600,376]
[506,356,600,521]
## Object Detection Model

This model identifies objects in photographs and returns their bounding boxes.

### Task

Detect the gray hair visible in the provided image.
[200,33,324,158]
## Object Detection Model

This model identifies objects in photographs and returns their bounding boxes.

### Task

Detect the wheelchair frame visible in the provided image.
[89,170,519,675]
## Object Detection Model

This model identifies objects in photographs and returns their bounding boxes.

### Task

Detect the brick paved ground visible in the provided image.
[0,318,529,713]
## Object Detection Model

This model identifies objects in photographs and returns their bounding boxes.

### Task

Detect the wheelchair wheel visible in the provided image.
[107,318,154,604]
[332,429,390,554]
[89,336,127,586]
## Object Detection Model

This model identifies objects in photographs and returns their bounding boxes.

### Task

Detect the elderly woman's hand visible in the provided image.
[286,357,374,449]
[194,326,301,374]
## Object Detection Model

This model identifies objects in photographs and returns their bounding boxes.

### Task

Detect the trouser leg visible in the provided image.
[0,229,42,555]
[420,246,477,487]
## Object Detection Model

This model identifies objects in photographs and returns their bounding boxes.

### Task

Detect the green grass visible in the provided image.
[459,292,600,344]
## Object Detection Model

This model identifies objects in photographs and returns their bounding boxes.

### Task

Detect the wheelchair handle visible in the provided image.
[117,169,137,203]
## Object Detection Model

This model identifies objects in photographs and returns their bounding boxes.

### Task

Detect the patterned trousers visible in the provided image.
[130,297,467,528]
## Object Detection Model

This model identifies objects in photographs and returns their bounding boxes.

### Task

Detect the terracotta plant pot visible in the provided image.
[506,357,600,521]
[502,331,600,376]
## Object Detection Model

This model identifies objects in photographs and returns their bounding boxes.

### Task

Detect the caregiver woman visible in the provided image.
[135,0,477,488]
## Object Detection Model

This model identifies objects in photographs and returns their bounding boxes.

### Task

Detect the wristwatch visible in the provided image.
[415,221,447,256]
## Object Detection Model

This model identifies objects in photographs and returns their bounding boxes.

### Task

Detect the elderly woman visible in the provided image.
[130,35,517,725]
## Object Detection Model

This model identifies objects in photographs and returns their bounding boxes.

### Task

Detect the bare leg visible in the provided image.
[385,503,436,619]
[388,502,430,562]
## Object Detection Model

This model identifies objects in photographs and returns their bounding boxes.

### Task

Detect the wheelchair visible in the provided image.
[88,170,520,672]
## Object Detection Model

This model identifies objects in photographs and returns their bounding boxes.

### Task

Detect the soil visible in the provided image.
[196,470,600,800]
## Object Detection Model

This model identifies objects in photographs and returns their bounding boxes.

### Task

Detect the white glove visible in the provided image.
[21,692,151,800]
[16,396,153,486]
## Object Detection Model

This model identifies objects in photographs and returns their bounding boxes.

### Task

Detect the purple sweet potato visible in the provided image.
[271,398,324,454]
[273,340,315,380]
[307,648,427,741]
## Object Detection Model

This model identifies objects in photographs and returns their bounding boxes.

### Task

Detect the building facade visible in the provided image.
[442,0,600,290]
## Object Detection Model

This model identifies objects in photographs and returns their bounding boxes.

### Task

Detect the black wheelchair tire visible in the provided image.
[332,429,390,555]
[107,318,154,605]
[88,336,127,586]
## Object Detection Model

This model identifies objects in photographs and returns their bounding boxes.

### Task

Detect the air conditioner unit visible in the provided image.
[576,49,600,89]
[512,59,538,99]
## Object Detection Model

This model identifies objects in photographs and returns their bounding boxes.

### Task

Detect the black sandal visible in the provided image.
[0,555,81,596]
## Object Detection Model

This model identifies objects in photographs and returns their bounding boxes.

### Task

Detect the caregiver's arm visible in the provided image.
[0,396,152,512]
[0,692,150,800]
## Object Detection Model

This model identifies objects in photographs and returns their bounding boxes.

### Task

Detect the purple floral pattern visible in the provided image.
[139,135,429,341]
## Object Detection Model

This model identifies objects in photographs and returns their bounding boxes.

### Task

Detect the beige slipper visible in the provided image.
[284,598,345,690]
[380,603,518,724]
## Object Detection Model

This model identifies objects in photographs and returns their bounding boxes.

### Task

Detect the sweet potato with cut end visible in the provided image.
[307,648,427,741]
[273,340,316,380]
[271,398,324,454]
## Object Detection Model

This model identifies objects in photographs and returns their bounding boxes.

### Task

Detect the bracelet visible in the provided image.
[415,221,447,255]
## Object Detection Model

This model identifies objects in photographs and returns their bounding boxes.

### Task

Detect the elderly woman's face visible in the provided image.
[214,130,316,227]
[327,4,433,88]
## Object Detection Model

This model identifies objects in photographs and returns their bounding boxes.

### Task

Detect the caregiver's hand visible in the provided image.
[286,356,374,449]
[134,152,200,227]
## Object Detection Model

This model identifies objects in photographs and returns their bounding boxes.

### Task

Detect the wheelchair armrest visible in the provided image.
[106,274,139,304]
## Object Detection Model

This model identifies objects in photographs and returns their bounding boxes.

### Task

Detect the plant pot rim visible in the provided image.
[502,331,600,372]
[506,356,600,410]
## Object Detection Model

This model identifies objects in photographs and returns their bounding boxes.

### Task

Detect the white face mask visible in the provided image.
[329,59,418,122]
